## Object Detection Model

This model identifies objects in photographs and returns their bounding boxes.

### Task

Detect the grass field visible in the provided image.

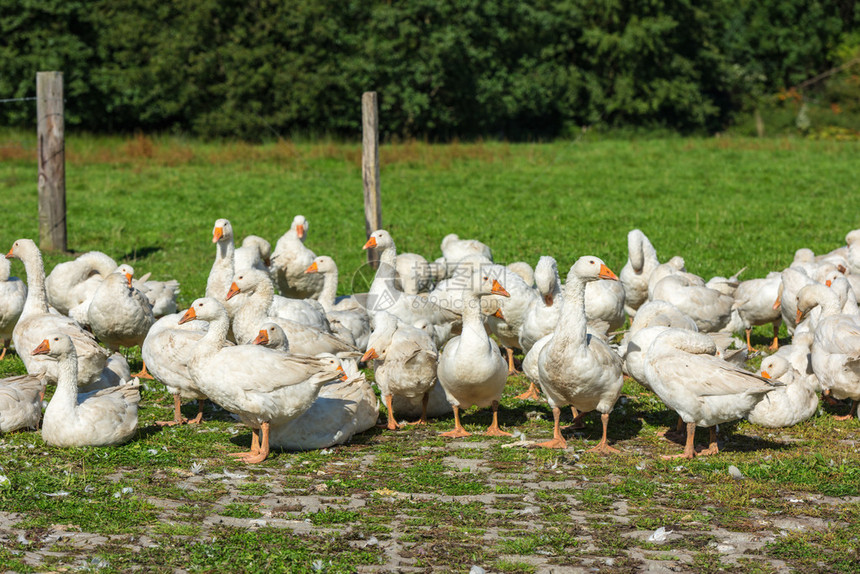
[1,131,860,572]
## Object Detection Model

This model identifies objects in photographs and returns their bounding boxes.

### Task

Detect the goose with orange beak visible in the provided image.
[205,218,238,315]
[526,256,624,453]
[362,311,438,429]
[33,333,140,447]
[179,297,348,463]
[303,256,371,349]
[436,267,512,438]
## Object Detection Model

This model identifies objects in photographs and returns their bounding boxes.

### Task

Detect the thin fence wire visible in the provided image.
[0,97,38,104]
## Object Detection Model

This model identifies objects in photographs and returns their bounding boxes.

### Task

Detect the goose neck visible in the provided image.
[319,269,339,311]
[21,249,49,315]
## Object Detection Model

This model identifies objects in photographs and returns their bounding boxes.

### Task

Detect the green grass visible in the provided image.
[1,131,860,571]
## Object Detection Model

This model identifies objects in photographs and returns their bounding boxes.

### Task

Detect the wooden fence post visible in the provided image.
[37,71,67,253]
[362,92,382,268]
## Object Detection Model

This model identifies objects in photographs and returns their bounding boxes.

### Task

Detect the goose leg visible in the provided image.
[537,407,567,449]
[745,328,753,353]
[188,400,205,424]
[662,422,697,459]
[697,426,720,456]
[834,400,859,421]
[585,413,619,454]
[514,382,541,400]
[0,342,7,361]
[562,406,586,431]
[768,323,780,351]
[242,423,271,464]
[485,401,511,436]
[506,348,519,375]
[156,393,187,426]
[823,389,841,406]
[440,405,471,438]
[132,361,155,380]
[407,392,429,425]
[379,394,400,430]
[231,427,261,458]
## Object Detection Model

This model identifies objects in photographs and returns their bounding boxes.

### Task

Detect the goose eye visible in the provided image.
[589,260,595,264]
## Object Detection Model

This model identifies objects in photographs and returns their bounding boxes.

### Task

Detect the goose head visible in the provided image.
[795,283,839,323]
[179,297,228,325]
[113,264,135,288]
[305,255,337,275]
[5,238,39,262]
[469,267,510,298]
[212,219,234,244]
[362,311,399,362]
[253,322,290,352]
[566,256,618,285]
[31,333,76,360]
[363,229,394,251]
[289,215,309,241]
[226,268,271,301]
[758,355,789,380]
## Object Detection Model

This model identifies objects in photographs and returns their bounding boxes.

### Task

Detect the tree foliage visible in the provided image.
[0,0,856,139]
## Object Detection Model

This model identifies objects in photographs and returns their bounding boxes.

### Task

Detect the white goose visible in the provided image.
[33,334,140,447]
[747,353,819,428]
[440,233,492,265]
[531,256,623,453]
[619,229,660,317]
[227,269,356,355]
[395,252,434,294]
[483,263,539,374]
[254,325,377,451]
[0,374,43,432]
[140,311,222,426]
[45,251,117,315]
[133,273,180,319]
[732,272,783,352]
[517,256,564,400]
[7,240,109,387]
[88,266,155,351]
[643,328,780,458]
[0,255,26,360]
[436,268,511,437]
[799,283,860,421]
[362,312,438,428]
[179,298,346,463]
[271,215,324,299]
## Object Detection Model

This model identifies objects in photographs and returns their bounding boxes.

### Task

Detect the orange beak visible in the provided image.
[4,248,13,259]
[826,280,832,287]
[598,264,619,281]
[212,227,223,243]
[761,371,771,379]
[361,348,378,363]
[796,309,803,324]
[337,365,348,381]
[125,272,133,287]
[253,329,269,346]
[491,280,510,297]
[772,295,781,310]
[363,236,377,250]
[31,339,51,356]
[296,225,305,240]
[178,307,197,325]
[226,282,240,300]
[304,261,319,274]
[543,293,554,307]
[492,308,505,320]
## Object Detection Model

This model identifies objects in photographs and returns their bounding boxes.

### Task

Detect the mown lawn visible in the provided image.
[1,132,859,572]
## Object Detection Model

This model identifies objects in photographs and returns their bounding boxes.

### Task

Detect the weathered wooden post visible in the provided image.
[37,71,67,253]
[362,91,382,268]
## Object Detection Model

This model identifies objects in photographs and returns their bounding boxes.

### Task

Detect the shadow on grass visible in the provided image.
[119,245,163,261]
